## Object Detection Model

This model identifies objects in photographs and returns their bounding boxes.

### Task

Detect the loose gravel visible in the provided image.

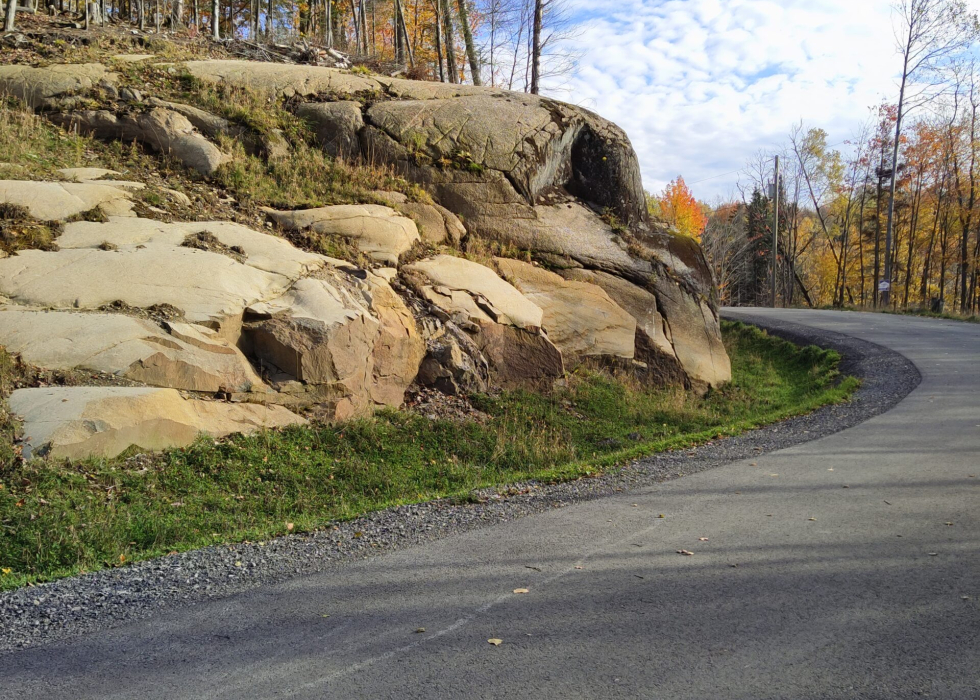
[0,315,921,653]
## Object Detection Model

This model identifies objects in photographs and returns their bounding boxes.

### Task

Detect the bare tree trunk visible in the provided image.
[455,0,481,85]
[4,0,17,30]
[529,0,542,93]
[439,0,457,83]
[211,0,219,38]
[324,0,332,46]
[433,0,444,81]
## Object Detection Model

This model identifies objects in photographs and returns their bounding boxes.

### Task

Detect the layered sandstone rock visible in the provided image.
[10,387,304,459]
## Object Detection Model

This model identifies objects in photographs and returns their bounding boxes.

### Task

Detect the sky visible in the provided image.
[541,0,978,202]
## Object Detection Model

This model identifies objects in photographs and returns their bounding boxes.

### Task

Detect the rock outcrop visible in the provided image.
[403,255,563,387]
[0,58,734,460]
[10,387,305,459]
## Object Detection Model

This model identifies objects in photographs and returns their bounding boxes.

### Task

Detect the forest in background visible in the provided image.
[649,0,980,315]
[2,0,575,93]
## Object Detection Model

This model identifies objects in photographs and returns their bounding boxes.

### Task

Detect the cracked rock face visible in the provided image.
[177,60,727,387]
[0,60,733,459]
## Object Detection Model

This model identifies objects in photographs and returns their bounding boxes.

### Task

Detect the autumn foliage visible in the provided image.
[650,177,708,241]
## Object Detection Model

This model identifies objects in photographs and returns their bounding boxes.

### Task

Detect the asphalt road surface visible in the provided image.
[2,309,978,699]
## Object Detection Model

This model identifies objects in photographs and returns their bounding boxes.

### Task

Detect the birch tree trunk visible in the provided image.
[211,0,219,38]
[4,0,17,30]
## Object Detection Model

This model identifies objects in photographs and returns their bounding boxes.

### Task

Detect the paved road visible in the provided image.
[2,309,978,699]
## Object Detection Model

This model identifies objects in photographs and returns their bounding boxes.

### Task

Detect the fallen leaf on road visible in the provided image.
[729,563,738,568]
[416,627,426,633]
[750,462,757,466]
[677,550,694,556]
[883,500,892,505]
[699,537,709,541]
[658,514,665,519]
[488,638,503,646]
[808,518,816,521]
[234,561,242,567]
[945,522,954,526]
[928,552,938,556]
[513,588,529,594]
[632,504,638,507]
[574,566,584,570]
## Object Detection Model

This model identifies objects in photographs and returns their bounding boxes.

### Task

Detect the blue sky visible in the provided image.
[542,0,979,202]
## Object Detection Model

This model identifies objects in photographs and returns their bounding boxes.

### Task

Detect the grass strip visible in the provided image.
[0,321,858,590]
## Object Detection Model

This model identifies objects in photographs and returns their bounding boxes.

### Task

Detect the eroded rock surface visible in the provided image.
[264,204,419,265]
[0,180,135,220]
[495,258,636,363]
[10,387,304,459]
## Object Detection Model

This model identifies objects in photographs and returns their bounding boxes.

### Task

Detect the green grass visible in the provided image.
[0,322,858,590]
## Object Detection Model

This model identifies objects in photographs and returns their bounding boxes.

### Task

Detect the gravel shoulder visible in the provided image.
[0,313,921,653]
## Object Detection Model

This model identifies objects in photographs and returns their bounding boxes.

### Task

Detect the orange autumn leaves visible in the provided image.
[649,176,708,241]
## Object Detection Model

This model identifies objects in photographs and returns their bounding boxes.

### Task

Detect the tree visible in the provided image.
[653,177,708,241]
[882,0,977,306]
[4,0,17,31]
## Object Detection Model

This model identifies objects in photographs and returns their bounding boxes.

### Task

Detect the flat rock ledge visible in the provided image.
[10,387,306,460]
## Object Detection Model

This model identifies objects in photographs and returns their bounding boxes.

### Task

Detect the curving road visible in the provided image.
[2,309,979,699]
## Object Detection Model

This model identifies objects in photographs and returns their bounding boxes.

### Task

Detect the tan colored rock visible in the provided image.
[53,108,230,176]
[57,167,121,181]
[296,101,364,159]
[110,54,156,63]
[559,268,675,359]
[0,180,135,220]
[264,204,419,265]
[495,258,636,362]
[9,387,304,460]
[184,60,380,99]
[0,63,116,109]
[0,246,290,332]
[59,217,329,278]
[650,278,731,389]
[0,307,264,393]
[403,255,543,330]
[403,255,561,387]
[471,321,564,389]
[371,190,465,245]
[416,325,489,396]
[245,271,423,419]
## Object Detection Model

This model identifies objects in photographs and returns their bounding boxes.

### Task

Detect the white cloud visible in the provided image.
[542,0,965,201]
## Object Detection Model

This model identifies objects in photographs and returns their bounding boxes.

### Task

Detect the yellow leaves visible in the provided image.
[1,568,12,575]
[650,176,708,241]
[119,554,126,563]
[487,638,503,646]
[513,588,529,594]
[286,522,294,532]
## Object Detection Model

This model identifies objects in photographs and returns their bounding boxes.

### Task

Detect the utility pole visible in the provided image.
[772,154,779,308]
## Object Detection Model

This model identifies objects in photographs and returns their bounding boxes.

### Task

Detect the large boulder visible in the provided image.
[51,108,230,176]
[177,60,727,388]
[495,258,636,364]
[9,387,305,460]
